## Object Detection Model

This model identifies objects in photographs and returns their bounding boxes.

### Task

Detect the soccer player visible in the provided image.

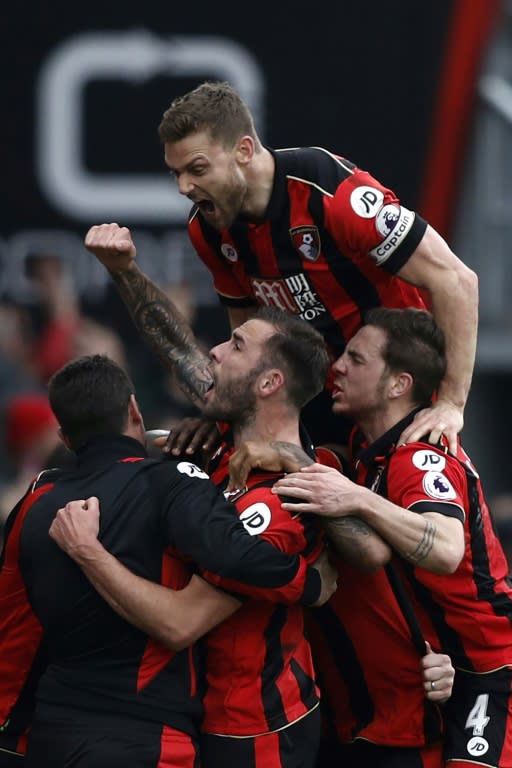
[84,80,478,452]
[272,307,512,768]
[0,352,336,767]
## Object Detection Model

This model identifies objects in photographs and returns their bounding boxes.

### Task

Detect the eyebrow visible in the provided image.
[232,330,246,346]
[347,347,364,361]
[167,156,209,176]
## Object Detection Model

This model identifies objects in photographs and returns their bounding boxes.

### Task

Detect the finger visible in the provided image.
[424,640,432,654]
[280,502,311,513]
[66,499,85,512]
[166,427,196,455]
[186,424,214,454]
[227,456,251,491]
[272,481,310,496]
[444,428,458,456]
[201,426,221,452]
[299,463,332,474]
[427,426,444,446]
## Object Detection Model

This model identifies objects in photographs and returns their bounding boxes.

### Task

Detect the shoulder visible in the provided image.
[275,146,357,194]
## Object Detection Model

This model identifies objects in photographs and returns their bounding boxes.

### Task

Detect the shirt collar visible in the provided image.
[355,407,425,466]
[75,434,147,470]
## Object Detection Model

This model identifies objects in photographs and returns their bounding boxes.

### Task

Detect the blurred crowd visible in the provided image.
[1,251,512,568]
[0,251,228,541]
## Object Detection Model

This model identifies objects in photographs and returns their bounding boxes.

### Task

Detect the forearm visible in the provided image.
[429,266,478,409]
[323,516,391,570]
[67,541,201,649]
[356,489,462,573]
[110,264,212,405]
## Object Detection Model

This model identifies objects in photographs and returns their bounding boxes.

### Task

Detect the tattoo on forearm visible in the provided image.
[403,519,435,564]
[324,516,372,540]
[111,268,212,404]
[268,442,313,470]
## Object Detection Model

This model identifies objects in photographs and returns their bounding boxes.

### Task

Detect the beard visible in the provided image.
[207,168,248,231]
[202,368,259,428]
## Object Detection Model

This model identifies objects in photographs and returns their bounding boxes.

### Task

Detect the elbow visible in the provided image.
[158,624,196,652]
[426,545,464,576]
[351,542,392,572]
[463,264,479,303]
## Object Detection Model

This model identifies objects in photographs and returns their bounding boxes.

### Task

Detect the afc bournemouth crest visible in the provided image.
[289,226,321,262]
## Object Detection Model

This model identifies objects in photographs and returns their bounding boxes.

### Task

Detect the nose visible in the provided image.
[332,353,347,375]
[209,341,227,363]
[176,173,194,197]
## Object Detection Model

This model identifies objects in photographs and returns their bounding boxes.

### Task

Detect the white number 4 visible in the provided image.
[465,694,490,736]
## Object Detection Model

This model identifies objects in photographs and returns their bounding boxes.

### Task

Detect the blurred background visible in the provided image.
[2,0,512,562]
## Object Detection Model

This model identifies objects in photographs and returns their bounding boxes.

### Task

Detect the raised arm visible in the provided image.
[396,225,478,453]
[84,223,212,406]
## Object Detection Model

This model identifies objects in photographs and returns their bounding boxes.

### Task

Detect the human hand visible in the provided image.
[84,223,137,274]
[309,550,339,607]
[398,400,463,455]
[227,441,312,491]
[421,641,455,703]
[49,496,102,562]
[272,463,363,517]
[154,417,220,465]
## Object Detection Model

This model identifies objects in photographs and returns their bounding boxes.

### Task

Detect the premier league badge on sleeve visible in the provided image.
[423,471,457,500]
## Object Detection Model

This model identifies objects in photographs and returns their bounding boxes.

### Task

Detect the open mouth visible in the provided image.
[197,199,215,215]
[202,376,215,401]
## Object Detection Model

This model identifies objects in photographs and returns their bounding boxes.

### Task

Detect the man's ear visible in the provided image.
[389,371,413,400]
[235,135,256,166]
[128,394,144,425]
[258,369,284,398]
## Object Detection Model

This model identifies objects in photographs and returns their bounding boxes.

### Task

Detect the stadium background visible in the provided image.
[1,0,511,547]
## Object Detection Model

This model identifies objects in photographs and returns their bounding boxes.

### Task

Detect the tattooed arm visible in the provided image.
[84,223,212,406]
[273,464,464,574]
[228,440,314,490]
[321,516,391,570]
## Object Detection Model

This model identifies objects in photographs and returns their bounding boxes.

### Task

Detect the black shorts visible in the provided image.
[316,738,443,768]
[201,706,321,768]
[443,666,512,768]
[24,715,199,768]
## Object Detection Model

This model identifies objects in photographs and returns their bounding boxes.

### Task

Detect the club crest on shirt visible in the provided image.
[422,471,456,500]
[221,243,239,262]
[289,226,321,262]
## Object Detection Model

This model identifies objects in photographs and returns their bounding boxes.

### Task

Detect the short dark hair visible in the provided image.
[48,355,135,449]
[255,307,329,409]
[364,307,447,404]
[158,81,259,148]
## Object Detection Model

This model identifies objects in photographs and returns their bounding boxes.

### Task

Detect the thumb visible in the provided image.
[424,640,432,654]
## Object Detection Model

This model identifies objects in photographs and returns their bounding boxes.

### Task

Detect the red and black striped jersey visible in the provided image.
[307,555,443,747]
[188,146,427,361]
[302,415,449,747]
[0,434,324,755]
[201,427,322,736]
[352,412,512,673]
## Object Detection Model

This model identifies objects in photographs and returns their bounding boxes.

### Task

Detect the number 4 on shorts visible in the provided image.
[465,694,490,736]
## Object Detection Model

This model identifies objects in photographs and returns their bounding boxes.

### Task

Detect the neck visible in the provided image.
[240,147,275,221]
[232,404,301,449]
[357,401,415,445]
